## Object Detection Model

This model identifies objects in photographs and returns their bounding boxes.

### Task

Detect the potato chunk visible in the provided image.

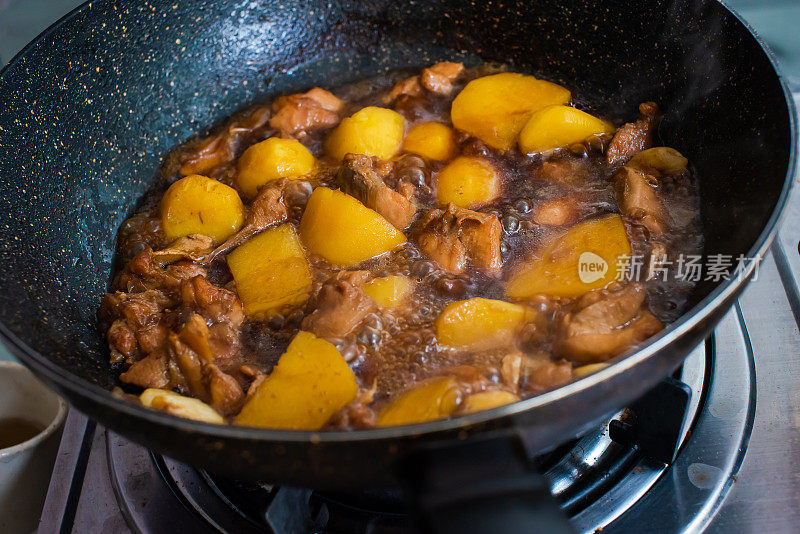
[460,390,519,414]
[160,174,244,243]
[227,223,313,317]
[140,389,225,424]
[451,73,571,151]
[324,106,405,161]
[435,297,535,350]
[235,331,358,430]
[299,187,406,265]
[377,377,461,426]
[518,105,614,154]
[403,122,457,161]
[436,156,500,208]
[362,275,413,308]
[236,137,315,198]
[506,214,631,299]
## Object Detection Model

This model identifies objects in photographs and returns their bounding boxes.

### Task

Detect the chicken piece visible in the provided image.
[614,166,668,234]
[179,106,271,175]
[529,360,573,390]
[136,323,170,355]
[180,275,244,328]
[555,283,663,363]
[436,365,492,394]
[167,333,206,400]
[179,313,214,362]
[120,352,171,389]
[151,235,214,265]
[416,204,502,274]
[163,333,244,415]
[101,289,173,330]
[100,289,175,363]
[118,248,207,293]
[302,271,376,341]
[206,322,242,367]
[179,135,234,176]
[606,102,659,165]
[176,315,239,379]
[326,386,377,429]
[107,320,138,362]
[420,62,465,95]
[500,351,572,392]
[337,154,416,229]
[203,363,245,416]
[532,198,577,226]
[418,223,467,273]
[383,76,423,104]
[201,179,290,263]
[383,62,464,104]
[269,87,344,138]
[536,159,589,184]
[458,212,502,272]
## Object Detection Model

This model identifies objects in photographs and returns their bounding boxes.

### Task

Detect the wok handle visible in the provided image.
[400,435,575,534]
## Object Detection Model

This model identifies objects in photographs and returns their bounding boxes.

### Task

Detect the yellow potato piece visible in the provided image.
[140,389,225,424]
[362,275,413,308]
[299,187,407,266]
[377,377,461,426]
[227,224,313,317]
[461,390,520,414]
[506,214,631,299]
[236,137,315,198]
[451,72,571,151]
[160,174,245,243]
[436,156,500,208]
[324,106,405,160]
[235,331,358,430]
[518,105,615,154]
[628,147,688,175]
[403,122,457,161]
[435,297,535,351]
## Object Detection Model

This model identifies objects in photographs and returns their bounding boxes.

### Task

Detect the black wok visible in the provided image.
[0,0,795,530]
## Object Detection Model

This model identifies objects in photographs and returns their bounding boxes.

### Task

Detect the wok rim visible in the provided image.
[0,0,796,444]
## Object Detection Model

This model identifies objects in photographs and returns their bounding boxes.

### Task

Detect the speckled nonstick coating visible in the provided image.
[0,0,794,488]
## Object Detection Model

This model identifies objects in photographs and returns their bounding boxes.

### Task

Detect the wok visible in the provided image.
[0,0,794,530]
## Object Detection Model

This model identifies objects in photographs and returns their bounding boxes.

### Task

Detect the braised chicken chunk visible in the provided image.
[555,284,663,363]
[269,87,344,138]
[417,204,502,274]
[101,64,701,429]
[338,154,416,229]
[606,102,660,165]
[384,61,464,104]
[614,166,668,234]
[420,61,465,95]
[302,271,376,341]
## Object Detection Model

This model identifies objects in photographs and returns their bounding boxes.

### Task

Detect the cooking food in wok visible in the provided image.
[100,62,702,430]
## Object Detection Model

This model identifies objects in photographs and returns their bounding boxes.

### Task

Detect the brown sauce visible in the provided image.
[0,417,45,449]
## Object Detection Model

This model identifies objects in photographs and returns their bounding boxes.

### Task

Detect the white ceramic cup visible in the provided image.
[0,361,67,534]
